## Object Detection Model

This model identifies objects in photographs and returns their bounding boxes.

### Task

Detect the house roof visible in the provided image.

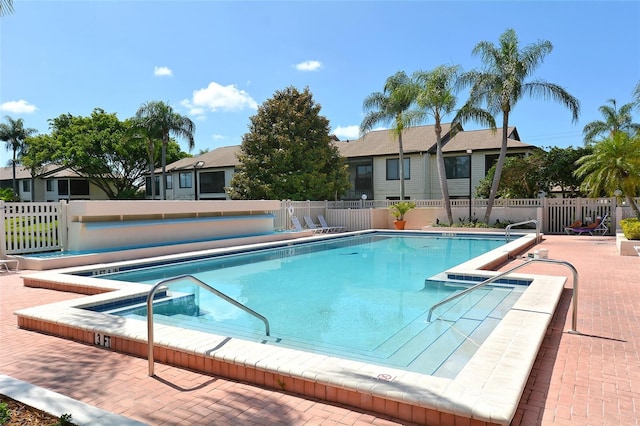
[161,146,241,172]
[0,163,82,181]
[440,127,534,153]
[334,123,456,158]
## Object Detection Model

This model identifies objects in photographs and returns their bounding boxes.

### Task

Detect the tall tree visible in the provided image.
[361,71,421,200]
[135,101,195,200]
[0,116,37,196]
[575,132,640,218]
[413,65,495,224]
[228,86,349,200]
[0,0,14,16]
[463,28,580,223]
[42,109,154,198]
[582,99,640,145]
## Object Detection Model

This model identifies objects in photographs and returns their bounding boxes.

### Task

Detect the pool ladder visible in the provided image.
[505,219,540,243]
[147,274,270,376]
[426,258,579,333]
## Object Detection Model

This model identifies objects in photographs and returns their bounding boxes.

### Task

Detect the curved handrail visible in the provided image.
[506,219,540,243]
[426,258,579,334]
[147,274,270,376]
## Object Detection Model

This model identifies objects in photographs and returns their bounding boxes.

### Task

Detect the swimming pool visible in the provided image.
[86,233,526,375]
[16,230,563,425]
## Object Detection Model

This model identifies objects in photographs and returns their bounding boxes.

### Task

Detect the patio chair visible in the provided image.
[565,214,609,236]
[304,216,328,233]
[292,216,322,234]
[0,259,19,272]
[317,215,345,233]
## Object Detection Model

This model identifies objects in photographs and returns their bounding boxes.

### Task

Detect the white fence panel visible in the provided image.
[1,201,65,255]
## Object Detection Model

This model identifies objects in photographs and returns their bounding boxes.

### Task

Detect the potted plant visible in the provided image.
[389,201,416,230]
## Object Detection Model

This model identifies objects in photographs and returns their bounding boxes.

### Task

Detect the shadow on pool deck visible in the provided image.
[1,234,639,425]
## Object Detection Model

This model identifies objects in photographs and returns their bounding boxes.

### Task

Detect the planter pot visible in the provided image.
[394,220,406,230]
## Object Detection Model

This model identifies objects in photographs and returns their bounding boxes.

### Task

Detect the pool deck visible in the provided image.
[1,234,639,425]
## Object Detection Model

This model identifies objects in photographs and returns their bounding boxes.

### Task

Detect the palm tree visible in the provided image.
[463,28,580,223]
[0,116,37,195]
[413,65,496,224]
[583,99,640,145]
[360,71,421,200]
[575,132,640,218]
[0,0,14,16]
[135,101,195,200]
[129,116,160,200]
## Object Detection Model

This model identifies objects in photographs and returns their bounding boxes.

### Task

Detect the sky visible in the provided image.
[1,0,639,167]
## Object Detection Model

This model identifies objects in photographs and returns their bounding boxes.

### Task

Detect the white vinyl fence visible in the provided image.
[1,201,66,255]
[3,198,638,256]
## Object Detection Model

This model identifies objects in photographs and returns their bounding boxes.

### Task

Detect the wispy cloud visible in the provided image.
[181,81,258,118]
[332,125,360,140]
[154,66,173,77]
[295,60,322,72]
[211,134,225,141]
[0,100,38,114]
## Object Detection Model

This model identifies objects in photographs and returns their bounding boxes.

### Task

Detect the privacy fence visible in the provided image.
[2,198,638,256]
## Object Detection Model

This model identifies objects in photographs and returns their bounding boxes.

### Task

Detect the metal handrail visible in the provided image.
[426,258,579,334]
[147,274,270,376]
[505,219,540,243]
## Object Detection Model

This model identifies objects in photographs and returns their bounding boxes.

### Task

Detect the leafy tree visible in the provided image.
[463,28,580,223]
[542,145,592,197]
[41,109,153,199]
[21,134,56,201]
[475,153,546,199]
[0,116,37,195]
[361,71,422,200]
[228,86,349,200]
[582,99,640,145]
[413,65,495,224]
[135,101,195,200]
[633,81,640,110]
[575,132,640,218]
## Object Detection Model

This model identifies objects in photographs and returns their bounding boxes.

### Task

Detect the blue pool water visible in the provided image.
[90,232,525,375]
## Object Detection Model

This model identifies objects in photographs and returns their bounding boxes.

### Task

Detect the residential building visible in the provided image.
[152,124,537,201]
[0,164,110,202]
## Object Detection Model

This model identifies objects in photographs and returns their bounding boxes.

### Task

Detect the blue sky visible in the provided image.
[1,1,639,167]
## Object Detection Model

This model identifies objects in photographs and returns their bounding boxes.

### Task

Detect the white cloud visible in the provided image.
[1,100,37,114]
[154,66,173,77]
[181,82,258,116]
[332,125,360,140]
[295,60,322,72]
[211,134,225,141]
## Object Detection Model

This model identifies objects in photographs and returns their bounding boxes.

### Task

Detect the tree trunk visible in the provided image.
[435,122,453,224]
[161,132,168,200]
[398,132,405,200]
[628,194,640,219]
[484,112,509,224]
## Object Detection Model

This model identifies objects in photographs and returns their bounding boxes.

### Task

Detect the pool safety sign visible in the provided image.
[94,333,112,348]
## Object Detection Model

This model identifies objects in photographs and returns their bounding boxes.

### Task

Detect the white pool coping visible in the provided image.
[15,231,565,424]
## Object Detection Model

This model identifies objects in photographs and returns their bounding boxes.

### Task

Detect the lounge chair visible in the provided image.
[304,216,327,233]
[0,259,19,272]
[565,214,609,236]
[317,215,345,233]
[292,216,322,234]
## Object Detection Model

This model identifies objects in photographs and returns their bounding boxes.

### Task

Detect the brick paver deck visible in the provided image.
[1,235,638,425]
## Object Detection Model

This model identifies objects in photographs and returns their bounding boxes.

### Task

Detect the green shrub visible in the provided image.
[620,218,640,240]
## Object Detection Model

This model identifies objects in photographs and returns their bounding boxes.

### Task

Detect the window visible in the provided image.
[22,180,30,192]
[165,175,172,190]
[179,172,192,188]
[386,158,410,180]
[355,164,372,192]
[145,176,160,196]
[444,156,470,179]
[70,180,90,196]
[58,180,68,196]
[484,154,499,175]
[200,171,226,193]
[46,180,54,192]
